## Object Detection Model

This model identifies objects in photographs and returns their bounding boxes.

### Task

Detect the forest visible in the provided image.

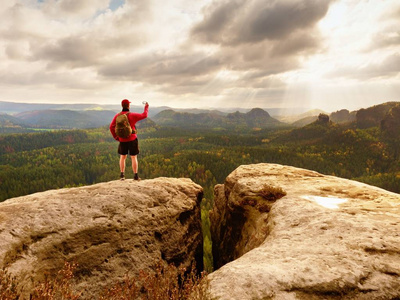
[2,119,399,202]
[1,103,400,271]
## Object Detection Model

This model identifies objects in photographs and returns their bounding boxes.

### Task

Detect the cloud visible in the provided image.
[30,30,146,68]
[190,0,242,44]
[361,53,400,79]
[100,51,222,84]
[40,0,110,19]
[365,4,400,51]
[0,0,398,110]
[371,30,400,50]
[188,0,335,84]
[31,36,105,67]
[327,53,400,80]
[1,1,152,68]
[192,0,333,45]
[0,0,334,105]
[0,65,100,90]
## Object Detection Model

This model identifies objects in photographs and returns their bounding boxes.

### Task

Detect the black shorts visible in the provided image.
[118,139,139,156]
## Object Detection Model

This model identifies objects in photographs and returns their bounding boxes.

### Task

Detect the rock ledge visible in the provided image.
[210,163,400,299]
[0,177,203,298]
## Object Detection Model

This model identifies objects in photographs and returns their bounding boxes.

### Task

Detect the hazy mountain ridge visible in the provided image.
[0,113,29,133]
[356,101,399,129]
[152,108,285,129]
[275,109,326,124]
[289,109,357,127]
[330,109,356,124]
[0,101,323,118]
[0,113,26,127]
[274,101,400,145]
[1,101,399,132]
[15,109,118,129]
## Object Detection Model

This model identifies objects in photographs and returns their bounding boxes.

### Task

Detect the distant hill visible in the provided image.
[274,101,400,144]
[152,110,227,128]
[330,109,356,124]
[381,104,400,140]
[356,102,399,129]
[274,114,340,144]
[285,104,396,128]
[12,109,157,130]
[0,101,165,118]
[226,108,284,128]
[176,108,226,115]
[289,109,356,127]
[152,108,285,129]
[15,110,118,129]
[2,101,399,131]
[0,101,323,120]
[291,115,318,127]
[276,109,326,125]
[0,113,29,133]
[0,113,25,127]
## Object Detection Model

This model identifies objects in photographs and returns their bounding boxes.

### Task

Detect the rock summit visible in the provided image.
[209,163,400,299]
[0,177,203,298]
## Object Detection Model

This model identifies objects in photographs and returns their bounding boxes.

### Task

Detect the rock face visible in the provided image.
[209,163,400,299]
[317,113,330,124]
[0,178,203,298]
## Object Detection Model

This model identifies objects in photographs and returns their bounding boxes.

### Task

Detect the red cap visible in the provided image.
[121,99,131,106]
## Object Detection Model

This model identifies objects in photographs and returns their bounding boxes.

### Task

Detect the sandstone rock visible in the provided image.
[0,177,203,298]
[317,113,330,124]
[209,163,400,299]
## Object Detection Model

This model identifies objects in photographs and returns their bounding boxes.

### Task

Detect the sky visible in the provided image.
[0,0,399,112]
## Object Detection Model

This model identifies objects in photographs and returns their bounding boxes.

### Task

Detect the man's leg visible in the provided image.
[120,155,127,172]
[120,155,127,180]
[132,155,140,180]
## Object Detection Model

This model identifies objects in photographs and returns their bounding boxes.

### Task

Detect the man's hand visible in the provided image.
[145,102,149,109]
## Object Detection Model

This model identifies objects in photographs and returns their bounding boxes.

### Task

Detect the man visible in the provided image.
[110,99,149,180]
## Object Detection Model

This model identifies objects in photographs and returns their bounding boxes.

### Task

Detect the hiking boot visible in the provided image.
[120,172,125,181]
[134,173,141,181]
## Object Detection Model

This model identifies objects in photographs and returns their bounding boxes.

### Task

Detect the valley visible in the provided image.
[1,101,399,275]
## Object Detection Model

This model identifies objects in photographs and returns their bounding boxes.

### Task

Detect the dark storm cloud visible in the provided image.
[270,32,320,56]
[190,0,242,44]
[187,0,335,86]
[192,0,334,45]
[236,0,332,44]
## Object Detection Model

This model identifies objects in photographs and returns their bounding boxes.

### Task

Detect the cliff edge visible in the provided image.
[0,177,203,298]
[210,163,400,299]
